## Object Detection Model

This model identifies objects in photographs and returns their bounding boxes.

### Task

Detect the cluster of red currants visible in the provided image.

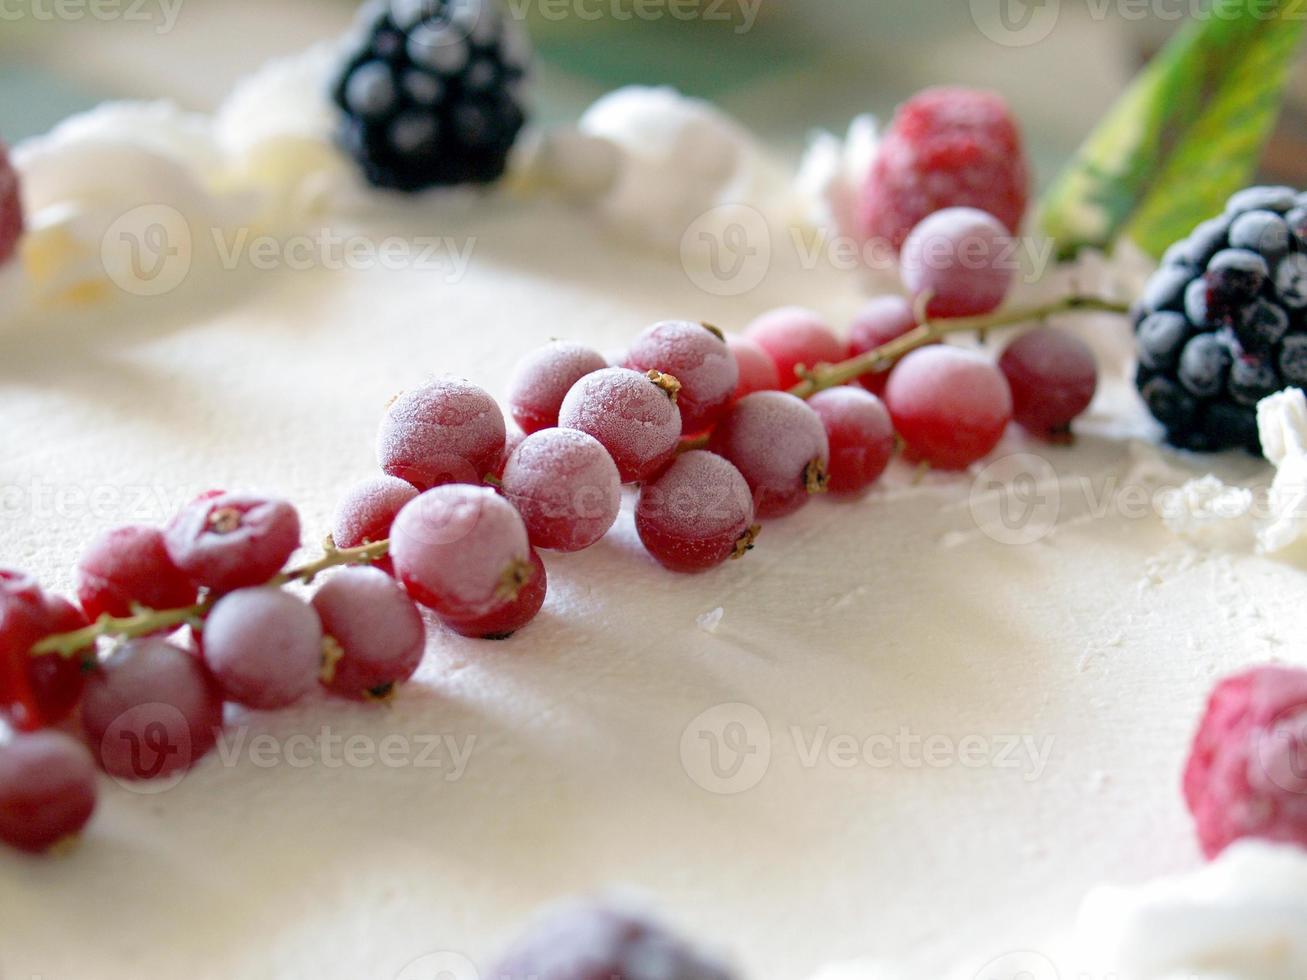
[0,198,1108,854]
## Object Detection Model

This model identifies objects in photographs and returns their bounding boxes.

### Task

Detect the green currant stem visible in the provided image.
[29,539,391,660]
[787,295,1131,399]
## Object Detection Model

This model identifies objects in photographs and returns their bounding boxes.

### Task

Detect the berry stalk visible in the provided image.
[787,294,1131,399]
[30,539,390,659]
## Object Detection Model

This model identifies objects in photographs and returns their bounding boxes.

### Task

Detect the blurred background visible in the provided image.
[1,0,1304,184]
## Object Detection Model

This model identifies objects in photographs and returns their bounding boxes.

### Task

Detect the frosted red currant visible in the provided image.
[0,569,55,731]
[847,295,919,395]
[377,377,507,489]
[0,140,22,267]
[998,326,1098,438]
[313,567,427,700]
[809,388,896,495]
[332,475,418,574]
[900,207,1014,319]
[75,524,198,623]
[744,307,844,389]
[28,594,92,728]
[81,638,224,781]
[441,549,547,640]
[390,484,534,621]
[727,334,781,400]
[492,428,526,482]
[709,391,830,519]
[885,346,1013,470]
[165,493,301,594]
[202,588,323,710]
[501,428,621,552]
[558,367,682,483]
[0,731,97,854]
[625,321,739,432]
[508,341,607,435]
[636,451,758,573]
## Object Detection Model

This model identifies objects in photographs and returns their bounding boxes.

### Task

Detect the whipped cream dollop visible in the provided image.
[795,115,878,240]
[9,44,351,309]
[1077,841,1307,980]
[1161,388,1307,556]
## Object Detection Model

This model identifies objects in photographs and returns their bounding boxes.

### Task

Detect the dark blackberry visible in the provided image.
[1226,185,1296,215]
[1137,311,1191,371]
[331,0,530,192]
[1228,210,1290,261]
[492,901,737,980]
[1134,185,1307,453]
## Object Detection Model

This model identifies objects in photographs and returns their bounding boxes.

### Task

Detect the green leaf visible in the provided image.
[1039,0,1306,260]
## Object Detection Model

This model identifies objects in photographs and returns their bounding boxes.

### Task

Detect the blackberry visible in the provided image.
[1134,184,1307,453]
[492,901,737,980]
[331,0,530,192]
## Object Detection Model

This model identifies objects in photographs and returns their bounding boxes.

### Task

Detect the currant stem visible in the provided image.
[787,294,1131,399]
[29,539,391,659]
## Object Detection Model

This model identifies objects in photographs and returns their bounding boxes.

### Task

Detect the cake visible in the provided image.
[1,7,1307,980]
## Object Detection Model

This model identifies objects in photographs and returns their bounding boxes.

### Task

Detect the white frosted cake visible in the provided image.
[2,17,1307,980]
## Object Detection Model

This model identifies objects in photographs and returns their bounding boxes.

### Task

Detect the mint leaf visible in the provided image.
[1039,0,1306,260]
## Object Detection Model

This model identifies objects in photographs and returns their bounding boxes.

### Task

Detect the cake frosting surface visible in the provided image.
[1,45,1307,980]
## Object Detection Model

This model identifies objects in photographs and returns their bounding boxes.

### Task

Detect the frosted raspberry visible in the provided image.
[377,377,507,490]
[726,334,780,400]
[744,307,844,390]
[0,141,22,266]
[625,321,739,432]
[1184,665,1307,858]
[859,87,1030,252]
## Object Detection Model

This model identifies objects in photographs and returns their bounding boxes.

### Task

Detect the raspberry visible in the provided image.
[859,87,1030,252]
[75,524,198,623]
[0,731,97,854]
[625,321,739,432]
[0,140,22,267]
[331,0,530,190]
[491,900,738,980]
[1135,185,1307,453]
[377,377,507,490]
[164,493,301,594]
[1184,665,1307,858]
[332,475,419,574]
